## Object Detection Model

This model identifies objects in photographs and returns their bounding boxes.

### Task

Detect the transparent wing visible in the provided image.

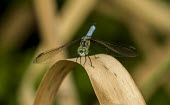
[33,39,80,63]
[90,39,137,57]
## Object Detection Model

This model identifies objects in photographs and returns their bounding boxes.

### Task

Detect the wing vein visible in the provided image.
[33,39,80,63]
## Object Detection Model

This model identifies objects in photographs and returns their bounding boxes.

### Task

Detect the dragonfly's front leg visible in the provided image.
[76,56,79,62]
[88,56,94,68]
[94,54,99,59]
[80,56,82,64]
[88,50,99,59]
[83,56,87,66]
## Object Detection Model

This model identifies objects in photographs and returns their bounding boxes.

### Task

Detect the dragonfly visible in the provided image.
[33,24,137,67]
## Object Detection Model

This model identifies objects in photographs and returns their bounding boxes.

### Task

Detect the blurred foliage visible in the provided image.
[148,86,170,105]
[0,0,170,105]
[0,50,35,105]
[73,65,97,105]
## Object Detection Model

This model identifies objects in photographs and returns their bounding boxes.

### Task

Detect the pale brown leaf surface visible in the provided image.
[33,54,146,105]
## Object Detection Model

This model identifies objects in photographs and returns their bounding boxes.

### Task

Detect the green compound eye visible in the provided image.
[77,47,89,57]
[85,50,89,55]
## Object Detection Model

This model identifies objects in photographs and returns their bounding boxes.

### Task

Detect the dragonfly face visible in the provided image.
[77,46,89,57]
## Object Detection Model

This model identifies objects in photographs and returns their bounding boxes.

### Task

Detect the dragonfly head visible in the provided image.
[77,47,89,57]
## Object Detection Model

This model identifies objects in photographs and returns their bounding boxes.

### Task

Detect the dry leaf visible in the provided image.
[33,54,146,105]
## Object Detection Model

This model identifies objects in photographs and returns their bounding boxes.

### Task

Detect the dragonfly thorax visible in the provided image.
[80,38,90,47]
[77,38,90,56]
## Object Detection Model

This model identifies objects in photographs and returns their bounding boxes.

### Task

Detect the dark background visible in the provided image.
[0,0,170,105]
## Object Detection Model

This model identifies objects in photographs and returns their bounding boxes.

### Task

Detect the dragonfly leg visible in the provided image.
[94,54,99,59]
[80,56,82,64]
[76,56,79,62]
[88,56,94,68]
[83,56,87,66]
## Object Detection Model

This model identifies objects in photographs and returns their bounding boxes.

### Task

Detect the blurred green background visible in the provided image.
[0,0,170,105]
